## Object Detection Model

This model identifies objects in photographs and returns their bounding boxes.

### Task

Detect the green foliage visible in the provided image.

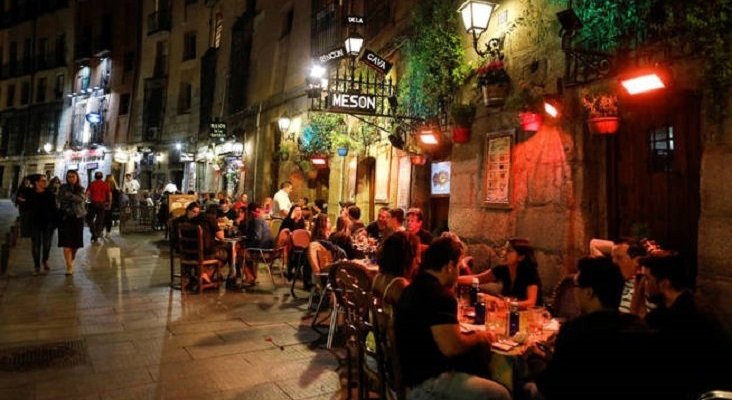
[450,103,476,126]
[398,0,470,119]
[580,83,618,117]
[299,113,345,157]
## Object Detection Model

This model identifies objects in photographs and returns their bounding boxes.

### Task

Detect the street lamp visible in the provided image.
[278,117,291,134]
[457,0,499,57]
[344,32,364,57]
[306,64,327,98]
[43,142,53,153]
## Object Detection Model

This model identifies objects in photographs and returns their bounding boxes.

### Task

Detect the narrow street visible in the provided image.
[0,200,341,400]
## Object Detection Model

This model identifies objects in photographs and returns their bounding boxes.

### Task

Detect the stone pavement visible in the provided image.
[0,200,345,399]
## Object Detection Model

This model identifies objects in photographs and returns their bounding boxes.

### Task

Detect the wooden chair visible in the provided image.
[307,241,333,312]
[177,222,223,294]
[289,228,311,297]
[370,299,406,400]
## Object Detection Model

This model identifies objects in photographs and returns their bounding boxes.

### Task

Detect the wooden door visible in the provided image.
[608,90,702,277]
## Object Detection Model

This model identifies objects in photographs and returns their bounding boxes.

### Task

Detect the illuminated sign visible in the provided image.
[327,92,377,114]
[360,49,392,75]
[85,112,102,124]
[318,46,347,64]
[347,15,364,24]
[210,121,227,139]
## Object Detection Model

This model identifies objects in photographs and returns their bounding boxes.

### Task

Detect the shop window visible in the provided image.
[649,126,675,172]
[183,31,197,61]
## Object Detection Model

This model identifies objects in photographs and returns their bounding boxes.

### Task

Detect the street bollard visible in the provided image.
[0,242,9,275]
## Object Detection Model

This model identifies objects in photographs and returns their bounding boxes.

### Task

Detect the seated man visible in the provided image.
[534,257,655,400]
[242,202,274,285]
[406,207,433,245]
[395,236,510,400]
[610,239,650,316]
[347,205,365,232]
[641,254,732,398]
[366,206,391,243]
[388,207,406,233]
[218,198,236,220]
[174,202,228,289]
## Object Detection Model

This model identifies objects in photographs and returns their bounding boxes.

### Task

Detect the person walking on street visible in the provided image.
[86,171,111,244]
[103,175,121,238]
[14,177,34,238]
[58,170,86,275]
[27,174,58,275]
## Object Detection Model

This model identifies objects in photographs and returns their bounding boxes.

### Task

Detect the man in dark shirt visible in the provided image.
[641,254,732,398]
[535,257,655,400]
[366,206,391,243]
[406,207,433,245]
[396,236,510,400]
[172,202,228,288]
[242,202,273,285]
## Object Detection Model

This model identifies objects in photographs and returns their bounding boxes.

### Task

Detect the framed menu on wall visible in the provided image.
[396,156,411,210]
[484,130,514,207]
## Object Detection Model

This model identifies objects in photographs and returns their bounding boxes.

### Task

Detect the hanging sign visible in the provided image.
[346,15,364,24]
[210,121,227,140]
[327,91,377,114]
[179,153,194,162]
[318,46,347,64]
[360,49,392,75]
[137,146,152,153]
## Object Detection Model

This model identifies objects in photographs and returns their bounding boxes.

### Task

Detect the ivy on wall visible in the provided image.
[397,0,470,120]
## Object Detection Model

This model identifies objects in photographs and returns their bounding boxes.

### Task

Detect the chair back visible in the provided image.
[307,242,334,274]
[330,261,372,324]
[371,298,406,400]
[291,229,311,250]
[550,274,581,320]
[177,222,204,262]
[269,218,283,238]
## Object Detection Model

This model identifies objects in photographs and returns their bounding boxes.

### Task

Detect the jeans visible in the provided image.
[407,372,511,400]
[88,202,106,240]
[31,224,54,270]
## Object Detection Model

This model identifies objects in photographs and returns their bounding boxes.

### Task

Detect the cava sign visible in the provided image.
[318,46,347,64]
[328,92,377,114]
[361,49,392,75]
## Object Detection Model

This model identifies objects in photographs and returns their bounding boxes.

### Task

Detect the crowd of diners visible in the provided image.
[164,180,732,399]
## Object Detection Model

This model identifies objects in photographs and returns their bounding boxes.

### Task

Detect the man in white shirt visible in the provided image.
[123,173,140,206]
[271,181,292,218]
[163,181,178,194]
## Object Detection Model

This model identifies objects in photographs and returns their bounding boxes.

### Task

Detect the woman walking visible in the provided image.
[103,175,121,238]
[57,170,86,275]
[27,174,58,275]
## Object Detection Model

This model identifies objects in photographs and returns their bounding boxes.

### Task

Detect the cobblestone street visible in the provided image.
[0,200,342,400]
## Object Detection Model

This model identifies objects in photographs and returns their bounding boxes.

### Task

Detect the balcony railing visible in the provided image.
[147,10,172,35]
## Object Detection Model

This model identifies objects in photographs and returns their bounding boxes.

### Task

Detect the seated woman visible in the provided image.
[280,205,306,233]
[372,231,420,313]
[458,238,543,309]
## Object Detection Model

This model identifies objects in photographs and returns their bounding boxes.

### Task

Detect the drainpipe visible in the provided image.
[253,103,262,200]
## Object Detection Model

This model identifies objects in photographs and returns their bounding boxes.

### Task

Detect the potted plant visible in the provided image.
[449,103,476,143]
[276,140,295,161]
[507,82,544,132]
[582,90,619,135]
[477,59,510,106]
[331,133,355,157]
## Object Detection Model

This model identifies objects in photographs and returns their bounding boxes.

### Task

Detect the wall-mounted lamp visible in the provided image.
[278,117,291,134]
[344,32,364,57]
[175,142,182,151]
[619,68,668,95]
[306,64,328,98]
[43,142,53,153]
[310,156,327,166]
[543,96,561,118]
[458,0,499,57]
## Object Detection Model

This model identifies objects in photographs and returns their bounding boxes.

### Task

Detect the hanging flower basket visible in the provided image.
[482,83,510,107]
[452,126,471,143]
[587,116,620,135]
[519,112,543,132]
[337,146,349,157]
[410,154,427,166]
[306,170,319,180]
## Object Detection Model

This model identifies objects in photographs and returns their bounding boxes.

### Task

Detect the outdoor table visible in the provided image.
[217,236,245,283]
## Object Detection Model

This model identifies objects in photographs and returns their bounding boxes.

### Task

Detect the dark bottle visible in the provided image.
[475,301,486,325]
[508,301,520,337]
[469,277,479,306]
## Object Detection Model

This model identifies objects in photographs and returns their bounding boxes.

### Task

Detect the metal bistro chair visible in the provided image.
[177,223,224,294]
[370,298,406,400]
[289,229,312,297]
[243,242,287,288]
[307,241,334,312]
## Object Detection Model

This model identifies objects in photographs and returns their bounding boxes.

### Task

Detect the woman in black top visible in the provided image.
[27,174,58,275]
[57,170,86,275]
[279,205,306,232]
[458,238,543,309]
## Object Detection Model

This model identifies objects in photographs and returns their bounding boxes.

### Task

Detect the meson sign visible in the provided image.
[328,92,377,114]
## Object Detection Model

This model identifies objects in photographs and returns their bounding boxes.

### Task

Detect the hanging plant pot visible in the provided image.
[519,112,543,132]
[306,170,318,180]
[337,146,349,157]
[587,116,620,135]
[410,154,427,166]
[452,126,471,143]
[482,83,510,107]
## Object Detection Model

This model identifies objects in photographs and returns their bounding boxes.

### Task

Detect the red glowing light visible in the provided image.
[544,102,559,118]
[419,131,439,145]
[311,157,327,165]
[620,73,666,95]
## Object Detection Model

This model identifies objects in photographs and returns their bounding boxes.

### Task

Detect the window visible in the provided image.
[36,77,47,103]
[20,81,29,104]
[183,31,197,61]
[54,73,64,99]
[213,12,223,48]
[78,66,90,91]
[649,126,675,172]
[124,51,135,71]
[37,37,48,68]
[281,8,294,38]
[7,84,15,107]
[178,82,192,113]
[119,93,130,115]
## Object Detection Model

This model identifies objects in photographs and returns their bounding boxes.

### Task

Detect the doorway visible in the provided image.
[608,90,702,281]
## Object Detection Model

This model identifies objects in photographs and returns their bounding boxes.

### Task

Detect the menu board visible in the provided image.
[484,130,514,206]
[396,156,411,210]
[375,144,391,202]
